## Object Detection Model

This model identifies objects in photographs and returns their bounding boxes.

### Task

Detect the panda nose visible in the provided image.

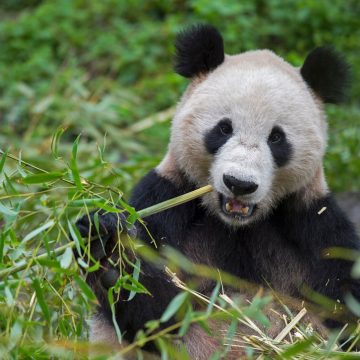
[223,175,258,196]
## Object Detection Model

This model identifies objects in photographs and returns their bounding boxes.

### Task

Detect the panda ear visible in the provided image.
[174,24,225,78]
[300,47,350,104]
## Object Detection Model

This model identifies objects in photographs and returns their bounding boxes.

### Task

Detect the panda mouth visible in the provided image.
[219,194,256,218]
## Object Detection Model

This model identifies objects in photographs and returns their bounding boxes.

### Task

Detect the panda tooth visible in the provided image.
[241,206,249,215]
[225,202,232,212]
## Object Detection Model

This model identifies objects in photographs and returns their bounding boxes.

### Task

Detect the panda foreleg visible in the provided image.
[279,194,360,316]
[74,209,182,350]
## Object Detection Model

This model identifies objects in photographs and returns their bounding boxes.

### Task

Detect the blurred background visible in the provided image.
[0,1,359,358]
[0,0,359,193]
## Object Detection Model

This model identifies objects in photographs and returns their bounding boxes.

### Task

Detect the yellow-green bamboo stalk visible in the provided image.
[137,184,213,218]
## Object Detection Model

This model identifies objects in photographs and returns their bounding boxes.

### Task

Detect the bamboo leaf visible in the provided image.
[74,274,96,301]
[67,220,84,255]
[206,282,220,316]
[51,126,66,160]
[23,172,64,184]
[0,202,17,217]
[68,198,105,207]
[351,258,360,279]
[280,337,315,358]
[60,247,73,269]
[108,288,122,342]
[0,232,5,264]
[128,259,141,301]
[178,305,193,337]
[22,220,55,243]
[0,149,8,174]
[69,135,83,190]
[160,292,187,323]
[32,278,50,322]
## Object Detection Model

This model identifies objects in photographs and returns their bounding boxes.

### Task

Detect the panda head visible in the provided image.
[168,24,350,226]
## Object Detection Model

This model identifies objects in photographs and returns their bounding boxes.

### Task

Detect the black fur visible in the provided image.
[301,47,350,104]
[174,24,225,78]
[76,169,360,348]
[275,194,360,301]
[267,126,292,167]
[204,118,233,155]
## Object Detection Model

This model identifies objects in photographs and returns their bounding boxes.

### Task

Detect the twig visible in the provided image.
[274,308,307,342]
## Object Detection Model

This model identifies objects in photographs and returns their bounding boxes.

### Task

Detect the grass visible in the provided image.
[1,1,360,359]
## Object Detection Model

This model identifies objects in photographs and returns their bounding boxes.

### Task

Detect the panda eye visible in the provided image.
[268,129,283,144]
[218,119,233,136]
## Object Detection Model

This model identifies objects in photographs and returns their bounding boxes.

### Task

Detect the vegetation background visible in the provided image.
[0,0,359,359]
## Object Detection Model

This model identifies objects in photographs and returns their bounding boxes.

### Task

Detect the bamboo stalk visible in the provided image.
[0,185,213,278]
[137,184,213,218]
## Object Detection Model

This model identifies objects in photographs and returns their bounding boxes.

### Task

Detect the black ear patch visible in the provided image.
[174,24,225,78]
[300,47,350,104]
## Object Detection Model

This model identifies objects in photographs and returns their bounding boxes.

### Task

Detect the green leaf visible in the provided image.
[67,220,84,255]
[69,135,83,190]
[345,292,360,317]
[0,202,17,217]
[206,282,220,316]
[0,231,5,264]
[22,220,55,243]
[9,320,22,350]
[128,259,141,301]
[280,337,315,358]
[160,292,188,323]
[60,247,73,269]
[178,304,193,337]
[23,172,64,184]
[93,211,100,235]
[223,319,238,355]
[351,258,360,279]
[0,149,7,174]
[145,319,160,333]
[108,288,122,343]
[0,202,20,230]
[156,338,168,360]
[68,198,105,207]
[122,275,149,295]
[94,201,122,214]
[4,173,18,194]
[32,278,50,322]
[73,274,96,301]
[51,126,66,159]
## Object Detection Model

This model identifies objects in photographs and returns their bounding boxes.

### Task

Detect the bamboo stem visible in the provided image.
[137,184,213,218]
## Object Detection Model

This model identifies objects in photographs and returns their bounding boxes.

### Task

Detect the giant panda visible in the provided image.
[75,24,360,358]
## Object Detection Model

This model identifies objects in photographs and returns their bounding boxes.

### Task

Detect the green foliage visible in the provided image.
[0,0,359,191]
[0,1,360,358]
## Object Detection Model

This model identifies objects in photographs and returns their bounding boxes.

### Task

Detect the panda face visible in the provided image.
[170,51,327,226]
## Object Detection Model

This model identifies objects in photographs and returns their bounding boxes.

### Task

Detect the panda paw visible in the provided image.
[74,210,137,260]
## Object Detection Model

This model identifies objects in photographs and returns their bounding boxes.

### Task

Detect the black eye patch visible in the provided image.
[205,118,233,155]
[267,126,292,167]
